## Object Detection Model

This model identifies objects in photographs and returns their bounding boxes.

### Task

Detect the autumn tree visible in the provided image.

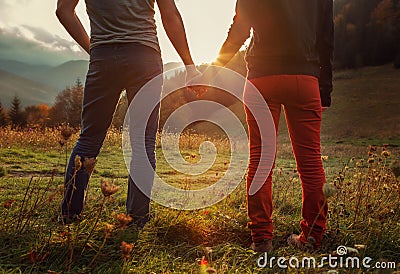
[49,79,83,127]
[25,103,50,126]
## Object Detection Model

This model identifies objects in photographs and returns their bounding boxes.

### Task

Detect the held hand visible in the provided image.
[185,66,208,98]
[185,66,202,85]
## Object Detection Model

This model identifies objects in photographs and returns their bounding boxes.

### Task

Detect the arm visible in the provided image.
[157,0,195,66]
[214,0,251,67]
[317,0,334,107]
[56,0,90,54]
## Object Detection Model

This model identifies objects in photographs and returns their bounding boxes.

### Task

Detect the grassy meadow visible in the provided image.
[0,65,400,273]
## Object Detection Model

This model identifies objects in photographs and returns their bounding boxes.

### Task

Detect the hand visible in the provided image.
[185,66,202,85]
[185,66,208,98]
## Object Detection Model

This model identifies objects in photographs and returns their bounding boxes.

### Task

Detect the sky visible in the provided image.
[0,0,238,65]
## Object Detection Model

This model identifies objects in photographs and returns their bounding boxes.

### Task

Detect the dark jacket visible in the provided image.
[226,0,334,107]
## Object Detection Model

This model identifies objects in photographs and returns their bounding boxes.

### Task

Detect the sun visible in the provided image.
[155,0,237,64]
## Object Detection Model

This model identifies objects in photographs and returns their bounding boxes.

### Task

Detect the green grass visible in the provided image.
[0,138,399,273]
[0,65,400,273]
[322,64,400,140]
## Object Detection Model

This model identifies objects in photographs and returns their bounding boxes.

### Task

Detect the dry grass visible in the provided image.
[0,128,399,273]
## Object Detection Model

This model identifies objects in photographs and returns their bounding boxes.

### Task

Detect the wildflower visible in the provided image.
[104,223,114,236]
[203,210,210,215]
[101,180,119,197]
[200,257,208,266]
[74,155,82,171]
[116,213,133,229]
[83,157,97,174]
[120,241,134,260]
[367,158,375,164]
[61,126,73,141]
[4,202,11,208]
[57,184,65,195]
[321,155,329,162]
[204,246,213,255]
[60,231,69,237]
[323,183,337,198]
[381,150,391,158]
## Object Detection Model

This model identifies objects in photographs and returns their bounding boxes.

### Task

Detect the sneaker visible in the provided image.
[56,214,80,225]
[287,234,315,251]
[127,216,149,230]
[250,239,273,253]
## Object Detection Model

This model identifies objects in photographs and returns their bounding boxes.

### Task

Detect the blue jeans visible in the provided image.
[62,43,163,226]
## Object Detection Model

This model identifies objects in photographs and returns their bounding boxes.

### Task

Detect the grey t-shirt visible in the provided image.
[85,0,160,52]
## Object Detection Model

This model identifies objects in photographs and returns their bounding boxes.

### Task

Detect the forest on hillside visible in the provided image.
[334,0,400,68]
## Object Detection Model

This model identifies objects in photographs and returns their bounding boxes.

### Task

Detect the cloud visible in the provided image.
[22,25,81,52]
[0,26,87,66]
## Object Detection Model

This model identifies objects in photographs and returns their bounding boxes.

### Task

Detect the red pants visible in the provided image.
[244,75,328,247]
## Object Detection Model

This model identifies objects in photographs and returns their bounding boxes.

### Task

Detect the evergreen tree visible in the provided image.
[8,95,26,128]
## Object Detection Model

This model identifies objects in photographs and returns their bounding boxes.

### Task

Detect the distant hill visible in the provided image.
[0,59,88,91]
[0,60,52,76]
[0,59,185,91]
[23,60,89,91]
[0,69,57,106]
[0,59,189,106]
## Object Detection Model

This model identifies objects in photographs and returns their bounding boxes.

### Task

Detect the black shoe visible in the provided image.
[250,239,273,253]
[127,217,148,230]
[127,212,153,230]
[56,214,80,225]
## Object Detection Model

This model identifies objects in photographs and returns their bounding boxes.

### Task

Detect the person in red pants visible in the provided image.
[213,0,334,252]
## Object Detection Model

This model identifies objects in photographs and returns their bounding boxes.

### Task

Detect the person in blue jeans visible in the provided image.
[56,0,200,226]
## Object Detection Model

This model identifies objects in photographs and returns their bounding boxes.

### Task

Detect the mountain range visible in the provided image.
[0,59,183,107]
